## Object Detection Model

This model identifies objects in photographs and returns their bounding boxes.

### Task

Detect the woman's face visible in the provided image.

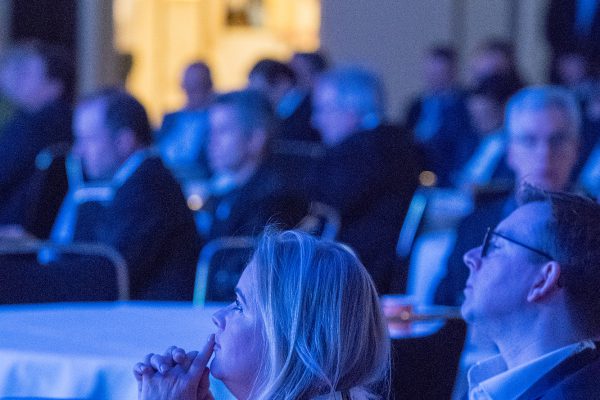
[211,264,265,399]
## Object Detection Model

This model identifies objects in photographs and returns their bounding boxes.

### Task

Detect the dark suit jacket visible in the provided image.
[404,90,475,187]
[434,192,516,306]
[0,100,72,225]
[75,156,201,300]
[546,0,600,60]
[278,93,321,142]
[201,164,307,240]
[311,124,421,293]
[519,341,600,400]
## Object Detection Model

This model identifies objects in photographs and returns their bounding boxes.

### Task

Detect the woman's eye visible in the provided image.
[233,298,243,312]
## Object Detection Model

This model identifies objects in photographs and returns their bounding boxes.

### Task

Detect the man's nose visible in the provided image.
[463,246,482,272]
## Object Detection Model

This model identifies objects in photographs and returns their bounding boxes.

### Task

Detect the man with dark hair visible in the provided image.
[462,185,600,399]
[0,40,74,234]
[197,89,305,240]
[248,58,320,142]
[54,88,200,300]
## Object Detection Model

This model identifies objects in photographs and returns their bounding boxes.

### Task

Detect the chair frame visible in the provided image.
[193,236,256,306]
[0,239,129,300]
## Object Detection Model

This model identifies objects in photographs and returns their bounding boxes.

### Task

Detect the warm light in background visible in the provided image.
[113,0,320,125]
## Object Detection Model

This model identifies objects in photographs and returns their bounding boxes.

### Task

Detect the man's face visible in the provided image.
[312,82,361,147]
[208,105,253,175]
[507,107,579,192]
[461,202,552,326]
[72,101,123,181]
[423,55,454,92]
[1,54,54,109]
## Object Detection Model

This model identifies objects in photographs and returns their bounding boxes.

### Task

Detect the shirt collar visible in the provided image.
[468,340,596,400]
[112,148,154,188]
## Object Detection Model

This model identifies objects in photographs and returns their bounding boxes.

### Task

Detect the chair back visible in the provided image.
[0,240,129,304]
[193,236,256,306]
[397,187,473,304]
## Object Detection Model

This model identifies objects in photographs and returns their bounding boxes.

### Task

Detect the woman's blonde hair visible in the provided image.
[249,229,390,399]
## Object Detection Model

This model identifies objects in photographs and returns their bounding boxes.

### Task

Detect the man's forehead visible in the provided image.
[497,202,551,236]
[74,100,108,133]
[508,107,572,135]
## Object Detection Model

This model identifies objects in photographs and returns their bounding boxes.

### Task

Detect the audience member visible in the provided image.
[197,89,306,241]
[248,58,320,142]
[404,45,471,186]
[288,51,328,91]
[435,86,581,306]
[55,88,200,300]
[454,74,516,190]
[462,185,600,399]
[0,41,74,231]
[134,229,390,399]
[156,61,214,179]
[311,66,420,293]
[546,0,600,79]
[469,39,525,89]
[577,84,600,196]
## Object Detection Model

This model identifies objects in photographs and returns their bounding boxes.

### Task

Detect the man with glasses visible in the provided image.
[462,185,600,399]
[435,86,581,307]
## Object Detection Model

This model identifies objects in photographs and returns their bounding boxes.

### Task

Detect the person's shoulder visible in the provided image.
[536,350,600,400]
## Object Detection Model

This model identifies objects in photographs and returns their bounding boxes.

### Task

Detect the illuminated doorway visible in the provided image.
[113,0,320,124]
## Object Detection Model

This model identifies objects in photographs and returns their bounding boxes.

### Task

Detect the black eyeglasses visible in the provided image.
[481,227,553,260]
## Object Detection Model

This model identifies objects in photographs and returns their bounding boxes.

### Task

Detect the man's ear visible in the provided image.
[115,128,138,156]
[527,261,562,302]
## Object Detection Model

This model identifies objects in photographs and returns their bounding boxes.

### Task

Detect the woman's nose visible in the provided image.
[212,307,226,330]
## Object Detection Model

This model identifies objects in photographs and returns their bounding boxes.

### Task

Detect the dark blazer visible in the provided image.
[75,157,201,301]
[434,192,516,306]
[519,341,600,400]
[201,164,307,240]
[311,124,421,293]
[404,90,475,187]
[546,0,600,61]
[278,93,321,142]
[0,100,72,225]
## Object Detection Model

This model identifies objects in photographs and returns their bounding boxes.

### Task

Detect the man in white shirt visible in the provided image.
[462,185,600,399]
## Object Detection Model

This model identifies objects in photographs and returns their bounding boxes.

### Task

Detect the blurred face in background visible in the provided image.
[73,100,123,181]
[468,94,504,135]
[423,54,455,93]
[0,52,60,111]
[507,106,579,191]
[208,104,257,175]
[312,82,361,147]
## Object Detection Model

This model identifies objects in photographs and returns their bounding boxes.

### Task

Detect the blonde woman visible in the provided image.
[134,229,390,399]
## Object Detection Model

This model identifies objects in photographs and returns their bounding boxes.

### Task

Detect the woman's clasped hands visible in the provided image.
[133,334,216,400]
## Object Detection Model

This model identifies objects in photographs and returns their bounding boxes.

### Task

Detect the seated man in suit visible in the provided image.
[311,66,421,293]
[0,40,74,236]
[435,86,581,306]
[156,61,214,178]
[197,89,306,240]
[55,88,200,300]
[462,185,600,399]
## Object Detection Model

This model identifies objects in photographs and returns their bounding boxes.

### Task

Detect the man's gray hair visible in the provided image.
[505,85,581,137]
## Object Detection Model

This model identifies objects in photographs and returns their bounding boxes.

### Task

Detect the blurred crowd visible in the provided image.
[0,1,599,306]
